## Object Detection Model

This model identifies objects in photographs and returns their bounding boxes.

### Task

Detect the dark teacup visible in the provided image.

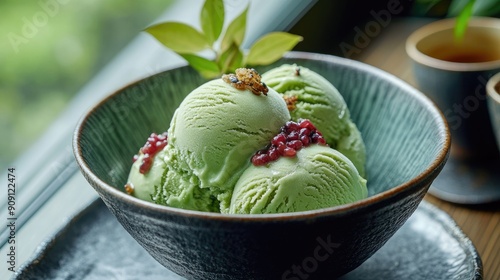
[406,17,500,160]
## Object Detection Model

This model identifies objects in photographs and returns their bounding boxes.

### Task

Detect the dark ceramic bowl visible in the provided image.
[73,52,450,279]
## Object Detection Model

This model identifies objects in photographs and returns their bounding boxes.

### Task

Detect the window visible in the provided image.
[1,0,173,170]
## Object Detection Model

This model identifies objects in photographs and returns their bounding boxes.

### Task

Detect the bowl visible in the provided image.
[73,52,450,279]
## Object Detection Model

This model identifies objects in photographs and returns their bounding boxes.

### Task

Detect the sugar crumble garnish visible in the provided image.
[124,183,134,195]
[222,68,269,96]
[295,67,301,76]
[284,95,298,111]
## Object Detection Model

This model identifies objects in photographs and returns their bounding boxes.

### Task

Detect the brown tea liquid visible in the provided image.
[428,47,500,63]
[440,52,498,63]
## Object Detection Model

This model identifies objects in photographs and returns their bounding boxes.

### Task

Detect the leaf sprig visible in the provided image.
[453,0,476,40]
[448,0,500,40]
[145,0,303,78]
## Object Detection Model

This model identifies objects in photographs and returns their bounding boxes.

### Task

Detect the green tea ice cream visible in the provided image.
[262,64,366,177]
[125,67,368,214]
[230,137,367,214]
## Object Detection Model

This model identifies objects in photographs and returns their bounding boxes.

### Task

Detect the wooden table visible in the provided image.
[351,17,499,280]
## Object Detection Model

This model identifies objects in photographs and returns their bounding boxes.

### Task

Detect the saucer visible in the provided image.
[14,200,481,279]
[429,155,500,204]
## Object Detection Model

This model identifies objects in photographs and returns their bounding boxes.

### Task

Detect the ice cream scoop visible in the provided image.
[126,148,167,203]
[229,144,367,214]
[336,122,366,178]
[262,64,366,177]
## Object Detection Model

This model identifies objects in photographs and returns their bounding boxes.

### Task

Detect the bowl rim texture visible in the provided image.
[73,51,451,221]
[406,17,500,72]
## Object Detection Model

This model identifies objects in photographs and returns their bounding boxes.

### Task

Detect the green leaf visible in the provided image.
[469,0,500,16]
[218,42,244,73]
[145,22,209,53]
[454,0,475,40]
[447,0,471,16]
[246,32,303,66]
[220,7,247,52]
[181,53,221,79]
[201,0,225,45]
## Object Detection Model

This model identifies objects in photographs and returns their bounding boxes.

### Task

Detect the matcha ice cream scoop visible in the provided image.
[229,144,367,214]
[262,64,366,177]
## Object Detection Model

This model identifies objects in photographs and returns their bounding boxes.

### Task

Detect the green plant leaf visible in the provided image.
[201,0,225,45]
[454,0,475,40]
[145,22,209,53]
[220,7,248,52]
[448,0,500,16]
[246,32,303,66]
[447,0,471,16]
[470,0,500,16]
[218,42,244,73]
[181,53,221,78]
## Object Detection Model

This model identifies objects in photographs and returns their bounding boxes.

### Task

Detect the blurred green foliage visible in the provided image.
[411,0,500,17]
[0,0,172,170]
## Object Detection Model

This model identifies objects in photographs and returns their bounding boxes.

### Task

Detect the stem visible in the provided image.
[454,0,476,41]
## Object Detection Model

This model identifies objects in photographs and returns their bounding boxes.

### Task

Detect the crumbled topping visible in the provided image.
[295,66,301,76]
[284,95,298,111]
[222,68,269,96]
[124,183,134,195]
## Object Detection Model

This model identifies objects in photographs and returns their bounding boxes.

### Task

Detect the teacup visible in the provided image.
[487,72,500,150]
[406,17,500,160]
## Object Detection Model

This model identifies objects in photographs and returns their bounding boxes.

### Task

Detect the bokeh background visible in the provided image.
[0,1,173,170]
[1,0,498,171]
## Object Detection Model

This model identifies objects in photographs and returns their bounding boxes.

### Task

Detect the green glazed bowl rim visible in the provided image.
[73,51,451,221]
